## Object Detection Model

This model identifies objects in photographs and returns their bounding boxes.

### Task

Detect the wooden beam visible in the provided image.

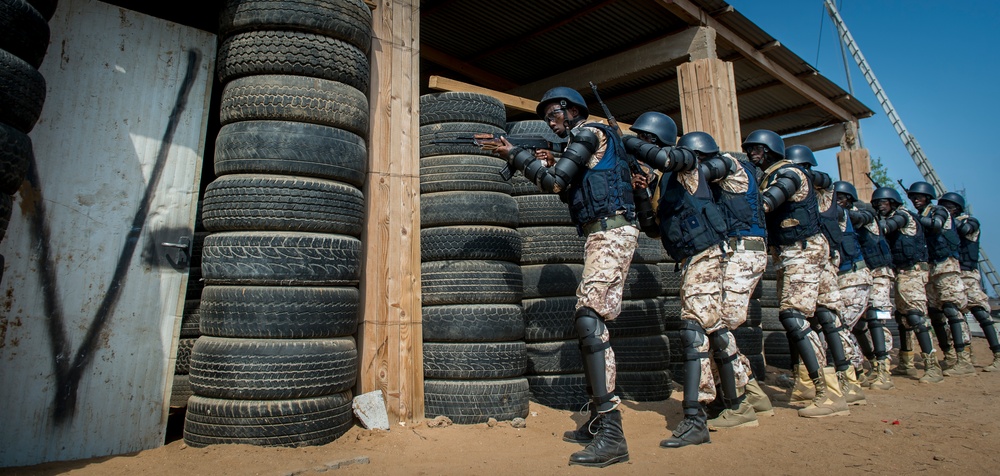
[658,0,857,122]
[740,102,817,130]
[757,40,781,53]
[430,75,633,129]
[361,0,423,424]
[783,123,847,151]
[837,148,873,201]
[421,44,518,91]
[677,58,741,150]
[507,26,711,100]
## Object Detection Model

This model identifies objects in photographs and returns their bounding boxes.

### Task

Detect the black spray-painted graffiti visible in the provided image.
[23,49,201,424]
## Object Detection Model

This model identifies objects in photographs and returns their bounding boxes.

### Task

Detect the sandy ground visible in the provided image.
[5,338,1000,476]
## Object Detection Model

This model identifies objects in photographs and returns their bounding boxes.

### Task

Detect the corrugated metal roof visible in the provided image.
[420,0,873,139]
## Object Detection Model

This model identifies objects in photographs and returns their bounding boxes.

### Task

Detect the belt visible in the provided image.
[897,262,929,272]
[581,215,634,235]
[838,259,868,275]
[728,237,767,252]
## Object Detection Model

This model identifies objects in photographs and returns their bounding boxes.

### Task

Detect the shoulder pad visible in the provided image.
[569,128,600,152]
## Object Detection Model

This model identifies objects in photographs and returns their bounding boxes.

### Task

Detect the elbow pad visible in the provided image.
[919,214,943,232]
[523,133,596,193]
[625,136,696,173]
[762,170,801,211]
[700,155,735,182]
[808,169,832,190]
[958,217,980,235]
[882,213,907,235]
[848,208,874,227]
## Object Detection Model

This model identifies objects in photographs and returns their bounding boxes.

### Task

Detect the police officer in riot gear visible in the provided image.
[677,131,774,428]
[907,182,974,376]
[747,131,850,417]
[939,192,1000,372]
[625,115,729,447]
[835,181,896,390]
[784,146,865,404]
[494,86,636,467]
[872,186,944,382]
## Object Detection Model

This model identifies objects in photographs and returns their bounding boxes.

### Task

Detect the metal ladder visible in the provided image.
[825,0,1000,296]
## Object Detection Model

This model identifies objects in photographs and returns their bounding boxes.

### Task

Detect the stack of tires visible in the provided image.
[514,131,671,409]
[760,260,791,370]
[0,0,54,284]
[182,0,373,448]
[171,206,207,408]
[418,92,530,424]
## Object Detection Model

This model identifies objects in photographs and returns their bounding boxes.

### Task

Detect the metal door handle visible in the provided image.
[162,236,191,269]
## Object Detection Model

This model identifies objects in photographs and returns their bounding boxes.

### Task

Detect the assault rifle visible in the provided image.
[865,172,882,188]
[590,81,659,237]
[429,133,553,181]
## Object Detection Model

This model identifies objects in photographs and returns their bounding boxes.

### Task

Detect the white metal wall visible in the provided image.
[0,0,215,466]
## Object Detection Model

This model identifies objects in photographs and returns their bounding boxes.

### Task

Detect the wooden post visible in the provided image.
[360,0,423,423]
[676,58,741,151]
[837,148,874,202]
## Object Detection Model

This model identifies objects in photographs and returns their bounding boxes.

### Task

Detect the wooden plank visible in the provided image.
[422,44,518,91]
[676,58,741,151]
[659,0,857,123]
[0,0,214,465]
[429,75,633,130]
[360,0,423,423]
[836,148,873,202]
[508,26,707,99]
[783,123,846,151]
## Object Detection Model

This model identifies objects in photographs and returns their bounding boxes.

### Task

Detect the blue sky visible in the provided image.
[729,0,1000,296]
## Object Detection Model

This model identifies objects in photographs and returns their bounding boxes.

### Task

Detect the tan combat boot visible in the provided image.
[707,398,759,430]
[943,348,976,377]
[744,378,774,416]
[798,368,850,418]
[919,352,945,383]
[983,352,1000,372]
[789,364,815,406]
[839,367,868,406]
[942,348,958,371]
[892,351,918,377]
[869,358,895,390]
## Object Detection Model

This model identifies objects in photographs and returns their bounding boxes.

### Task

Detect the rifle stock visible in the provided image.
[429,133,553,181]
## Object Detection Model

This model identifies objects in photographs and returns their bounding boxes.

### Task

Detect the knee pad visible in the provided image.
[575,307,610,354]
[868,316,885,332]
[942,303,963,323]
[905,310,930,333]
[815,306,842,336]
[708,328,738,364]
[852,318,868,334]
[971,307,996,326]
[779,310,812,344]
[679,320,709,361]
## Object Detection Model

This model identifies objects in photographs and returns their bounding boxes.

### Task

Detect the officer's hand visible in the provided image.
[535,149,555,167]
[631,173,649,190]
[492,136,514,160]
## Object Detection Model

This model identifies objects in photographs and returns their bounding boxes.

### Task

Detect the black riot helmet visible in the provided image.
[677,131,719,157]
[906,181,936,199]
[938,192,965,212]
[536,87,589,119]
[833,181,858,202]
[741,130,785,159]
[871,186,903,205]
[630,112,678,146]
[785,145,818,168]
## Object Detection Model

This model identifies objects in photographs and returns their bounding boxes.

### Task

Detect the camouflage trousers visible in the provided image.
[774,234,829,369]
[721,244,768,330]
[926,257,968,311]
[775,234,828,315]
[962,269,991,311]
[679,244,736,403]
[838,268,872,369]
[894,265,928,316]
[576,224,639,399]
[819,253,845,316]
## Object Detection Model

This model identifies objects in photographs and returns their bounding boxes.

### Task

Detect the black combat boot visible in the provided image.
[562,406,598,444]
[661,407,710,448]
[568,410,629,467]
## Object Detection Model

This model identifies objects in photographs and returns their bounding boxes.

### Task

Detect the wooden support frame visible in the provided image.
[658,0,857,123]
[430,75,632,130]
[361,0,423,423]
[507,26,714,100]
[783,123,848,151]
[676,57,741,150]
[837,148,874,202]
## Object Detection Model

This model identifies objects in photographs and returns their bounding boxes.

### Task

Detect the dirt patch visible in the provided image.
[6,339,1000,476]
